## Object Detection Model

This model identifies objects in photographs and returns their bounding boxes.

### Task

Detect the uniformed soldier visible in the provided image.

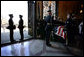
[8,14,15,42]
[18,15,24,40]
[65,13,75,46]
[44,10,52,46]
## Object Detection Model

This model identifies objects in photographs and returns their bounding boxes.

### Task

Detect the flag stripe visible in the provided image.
[54,26,66,39]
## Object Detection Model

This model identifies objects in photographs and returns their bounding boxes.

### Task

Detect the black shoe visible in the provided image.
[11,40,16,42]
[20,39,23,41]
[46,44,52,47]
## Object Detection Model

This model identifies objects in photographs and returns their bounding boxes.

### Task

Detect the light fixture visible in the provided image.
[81,4,83,8]
[49,1,52,6]
[80,10,83,13]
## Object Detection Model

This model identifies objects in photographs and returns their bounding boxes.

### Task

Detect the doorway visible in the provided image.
[1,1,32,44]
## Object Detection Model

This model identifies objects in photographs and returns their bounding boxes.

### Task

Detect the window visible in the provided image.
[1,1,32,44]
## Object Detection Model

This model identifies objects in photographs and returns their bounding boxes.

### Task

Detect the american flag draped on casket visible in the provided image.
[53,26,66,39]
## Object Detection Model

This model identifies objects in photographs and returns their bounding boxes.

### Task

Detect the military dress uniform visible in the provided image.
[18,15,24,40]
[45,13,52,46]
[65,17,75,46]
[8,14,16,42]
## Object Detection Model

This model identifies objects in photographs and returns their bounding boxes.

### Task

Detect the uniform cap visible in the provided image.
[9,14,13,16]
[47,10,51,12]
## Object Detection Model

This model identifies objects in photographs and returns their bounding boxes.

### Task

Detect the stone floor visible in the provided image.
[1,39,80,56]
[1,27,32,44]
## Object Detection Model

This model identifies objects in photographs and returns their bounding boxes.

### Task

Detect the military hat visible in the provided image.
[9,14,13,16]
[19,15,23,17]
[47,10,51,12]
